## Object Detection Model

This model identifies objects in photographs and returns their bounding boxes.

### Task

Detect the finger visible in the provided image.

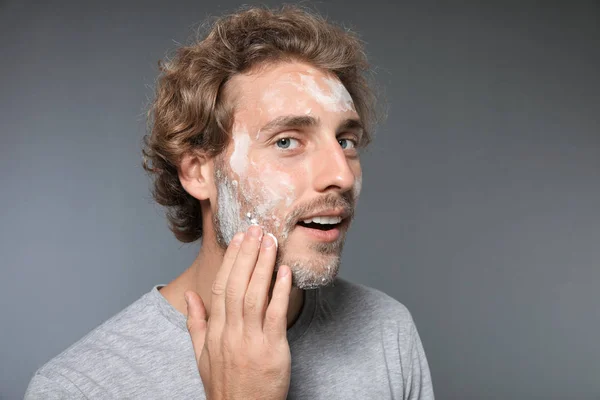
[225,225,263,325]
[210,232,245,324]
[244,232,278,332]
[185,290,208,365]
[264,264,292,340]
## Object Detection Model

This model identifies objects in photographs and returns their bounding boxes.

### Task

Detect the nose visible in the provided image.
[312,139,356,194]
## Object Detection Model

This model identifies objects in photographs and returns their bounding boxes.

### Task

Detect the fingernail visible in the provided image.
[263,233,279,247]
[262,233,274,248]
[249,225,263,239]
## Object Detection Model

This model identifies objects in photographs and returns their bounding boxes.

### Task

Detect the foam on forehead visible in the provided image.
[297,73,354,112]
[259,69,355,116]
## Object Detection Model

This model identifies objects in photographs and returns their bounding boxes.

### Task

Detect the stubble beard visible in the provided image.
[212,162,352,289]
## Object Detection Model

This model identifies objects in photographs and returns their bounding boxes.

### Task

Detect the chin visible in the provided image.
[280,253,341,290]
[276,230,347,289]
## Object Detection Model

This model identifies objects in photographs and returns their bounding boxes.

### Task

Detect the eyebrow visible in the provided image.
[258,115,364,137]
[336,118,364,137]
[259,115,320,134]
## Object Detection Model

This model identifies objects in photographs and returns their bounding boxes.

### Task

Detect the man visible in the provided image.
[26,5,434,399]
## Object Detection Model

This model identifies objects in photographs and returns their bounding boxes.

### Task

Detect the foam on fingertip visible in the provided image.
[266,232,278,249]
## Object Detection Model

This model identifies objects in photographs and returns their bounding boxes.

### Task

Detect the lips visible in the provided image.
[295,208,351,225]
[295,209,349,232]
[295,220,344,242]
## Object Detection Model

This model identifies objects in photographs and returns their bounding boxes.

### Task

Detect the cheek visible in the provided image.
[237,162,300,228]
[229,127,251,177]
[261,167,297,207]
[353,174,363,199]
[254,166,298,215]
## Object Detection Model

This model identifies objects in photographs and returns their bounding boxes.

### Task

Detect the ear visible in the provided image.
[178,151,215,201]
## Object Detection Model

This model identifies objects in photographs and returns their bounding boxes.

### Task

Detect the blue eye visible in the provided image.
[339,138,356,150]
[276,138,299,149]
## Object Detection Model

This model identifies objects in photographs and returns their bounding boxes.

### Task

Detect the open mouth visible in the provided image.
[297,221,339,231]
[296,216,344,231]
[294,215,346,242]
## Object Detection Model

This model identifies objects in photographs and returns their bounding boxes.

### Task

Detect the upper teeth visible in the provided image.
[302,216,342,225]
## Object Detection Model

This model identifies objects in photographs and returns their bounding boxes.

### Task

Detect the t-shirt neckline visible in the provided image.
[148,284,318,344]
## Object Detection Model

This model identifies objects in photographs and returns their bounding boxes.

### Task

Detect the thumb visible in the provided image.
[185,290,207,365]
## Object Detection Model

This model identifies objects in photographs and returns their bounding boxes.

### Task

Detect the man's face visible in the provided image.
[212,61,363,289]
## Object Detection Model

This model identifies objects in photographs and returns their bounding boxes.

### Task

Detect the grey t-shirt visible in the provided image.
[25,278,434,399]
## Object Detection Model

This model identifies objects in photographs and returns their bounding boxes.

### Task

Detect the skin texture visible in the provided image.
[159,61,364,399]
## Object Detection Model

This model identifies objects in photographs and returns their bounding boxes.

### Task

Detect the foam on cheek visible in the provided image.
[353,175,363,201]
[230,126,251,176]
[222,121,297,240]
[218,124,255,243]
[298,74,354,113]
[266,167,296,207]
[216,175,244,245]
[246,212,258,225]
[243,165,297,238]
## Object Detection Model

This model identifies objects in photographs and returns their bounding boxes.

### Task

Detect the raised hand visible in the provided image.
[185,225,292,400]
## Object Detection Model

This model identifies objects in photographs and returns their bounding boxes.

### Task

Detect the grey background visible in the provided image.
[1,0,598,399]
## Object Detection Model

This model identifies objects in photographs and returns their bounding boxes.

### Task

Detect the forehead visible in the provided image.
[225,61,358,126]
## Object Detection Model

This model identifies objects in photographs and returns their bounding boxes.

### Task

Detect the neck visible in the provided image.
[159,230,304,329]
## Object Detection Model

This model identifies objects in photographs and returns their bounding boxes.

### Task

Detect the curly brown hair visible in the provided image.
[142,4,380,243]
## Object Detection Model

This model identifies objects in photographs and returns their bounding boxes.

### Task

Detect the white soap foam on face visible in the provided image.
[323,76,355,111]
[246,212,259,226]
[244,168,295,238]
[261,72,353,117]
[264,166,296,207]
[352,175,363,201]
[219,154,297,245]
[219,110,301,243]
[270,213,281,228]
[262,86,286,115]
[297,74,354,113]
[252,164,296,229]
[216,177,272,246]
[230,126,251,176]
[216,172,244,245]
[221,68,355,246]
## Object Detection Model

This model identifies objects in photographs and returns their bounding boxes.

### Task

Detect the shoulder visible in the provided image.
[314,278,433,383]
[26,289,159,397]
